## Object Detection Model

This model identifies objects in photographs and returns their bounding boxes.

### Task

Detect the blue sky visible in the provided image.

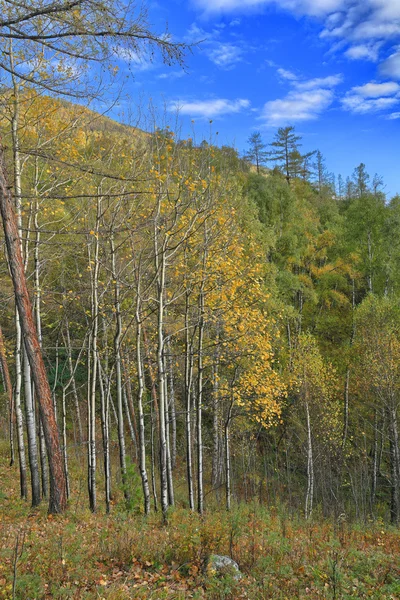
[114,0,400,196]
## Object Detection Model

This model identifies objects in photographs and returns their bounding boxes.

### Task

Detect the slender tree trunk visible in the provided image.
[123,387,137,458]
[0,324,15,466]
[110,234,128,497]
[388,406,400,524]
[305,399,314,520]
[164,352,174,506]
[342,368,350,450]
[98,359,111,513]
[51,340,59,424]
[367,231,373,293]
[197,286,205,515]
[211,335,221,489]
[185,291,194,510]
[33,193,42,345]
[157,251,168,518]
[225,399,234,511]
[9,72,29,502]
[38,418,48,499]
[14,313,27,499]
[0,146,67,512]
[34,254,49,500]
[122,356,139,456]
[150,400,158,512]
[370,408,379,515]
[285,144,290,185]
[11,81,41,508]
[23,347,41,506]
[65,322,83,444]
[166,339,177,469]
[31,185,49,498]
[142,326,159,512]
[135,298,150,514]
[87,196,101,513]
[61,388,70,499]
[153,199,168,517]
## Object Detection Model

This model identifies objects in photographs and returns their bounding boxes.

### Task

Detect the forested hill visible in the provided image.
[1,90,400,532]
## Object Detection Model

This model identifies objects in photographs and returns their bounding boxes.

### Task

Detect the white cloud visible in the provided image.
[184,22,208,44]
[341,94,399,113]
[294,74,343,90]
[185,22,246,69]
[342,93,399,114]
[320,1,400,43]
[261,89,334,125]
[193,0,343,18]
[352,81,400,97]
[277,68,298,81]
[380,51,400,80]
[191,0,400,97]
[387,112,400,119]
[261,71,342,125]
[168,98,250,119]
[341,78,400,114]
[207,43,244,67]
[345,43,382,62]
[158,71,186,80]
[192,0,400,75]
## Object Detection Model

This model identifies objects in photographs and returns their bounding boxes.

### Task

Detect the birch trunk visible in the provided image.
[135,299,150,514]
[157,251,168,518]
[98,359,111,513]
[123,387,137,459]
[389,406,400,524]
[197,287,205,515]
[370,408,379,515]
[122,356,139,455]
[211,335,221,489]
[305,399,314,520]
[23,347,41,506]
[110,234,128,498]
[87,196,101,512]
[164,352,174,506]
[32,177,48,498]
[185,291,194,510]
[142,327,159,512]
[166,339,177,470]
[65,322,83,444]
[150,401,158,512]
[14,313,27,499]
[225,399,234,511]
[38,420,48,498]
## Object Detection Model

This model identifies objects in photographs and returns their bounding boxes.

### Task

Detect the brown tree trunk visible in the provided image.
[0,146,67,513]
[0,324,15,466]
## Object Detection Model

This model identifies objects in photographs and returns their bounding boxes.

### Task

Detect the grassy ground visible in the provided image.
[0,443,399,599]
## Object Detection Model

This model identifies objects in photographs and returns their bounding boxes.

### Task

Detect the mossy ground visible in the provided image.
[0,442,399,599]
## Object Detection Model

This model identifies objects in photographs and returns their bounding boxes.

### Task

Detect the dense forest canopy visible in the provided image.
[0,86,399,528]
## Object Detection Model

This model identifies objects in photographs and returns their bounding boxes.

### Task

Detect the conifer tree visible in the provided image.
[245,132,269,174]
[269,126,313,185]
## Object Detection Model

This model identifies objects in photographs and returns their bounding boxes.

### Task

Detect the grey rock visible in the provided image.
[207,554,242,580]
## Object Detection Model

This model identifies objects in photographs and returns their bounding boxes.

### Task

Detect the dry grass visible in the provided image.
[0,442,399,599]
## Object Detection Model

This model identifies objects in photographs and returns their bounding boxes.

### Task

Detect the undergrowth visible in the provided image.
[0,443,399,599]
